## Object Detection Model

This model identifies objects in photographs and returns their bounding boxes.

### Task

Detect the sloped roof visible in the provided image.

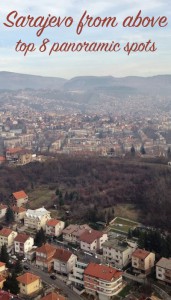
[36,243,56,255]
[84,262,122,281]
[80,229,103,244]
[46,219,60,227]
[14,233,30,243]
[40,292,66,300]
[0,228,13,237]
[17,272,40,285]
[132,248,151,260]
[53,248,72,262]
[156,257,171,270]
[12,190,28,200]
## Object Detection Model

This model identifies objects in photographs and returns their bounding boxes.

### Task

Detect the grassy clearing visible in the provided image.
[109,215,139,234]
[114,217,138,227]
[28,185,56,209]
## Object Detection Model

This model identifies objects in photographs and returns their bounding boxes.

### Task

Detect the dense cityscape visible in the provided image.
[0,73,171,300]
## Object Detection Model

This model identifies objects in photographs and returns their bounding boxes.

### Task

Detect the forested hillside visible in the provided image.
[0,156,170,231]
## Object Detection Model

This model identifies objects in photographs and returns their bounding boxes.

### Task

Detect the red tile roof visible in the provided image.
[80,229,103,244]
[6,148,23,154]
[132,248,150,260]
[17,272,40,285]
[0,228,13,237]
[46,219,60,227]
[84,263,122,281]
[53,248,72,262]
[12,190,28,200]
[14,233,30,243]
[36,243,56,256]
[40,292,66,300]
[0,262,5,268]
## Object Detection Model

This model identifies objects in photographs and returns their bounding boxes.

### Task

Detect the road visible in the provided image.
[27,263,82,300]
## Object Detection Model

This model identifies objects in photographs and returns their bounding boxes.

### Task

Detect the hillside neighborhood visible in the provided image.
[0,189,170,300]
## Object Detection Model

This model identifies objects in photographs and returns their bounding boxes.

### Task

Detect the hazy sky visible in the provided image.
[0,0,170,78]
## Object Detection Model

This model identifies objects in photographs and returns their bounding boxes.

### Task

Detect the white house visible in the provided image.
[14,233,34,255]
[62,224,91,244]
[24,207,51,230]
[53,248,77,275]
[0,228,18,252]
[156,257,171,284]
[0,204,7,219]
[46,219,65,237]
[102,238,137,269]
[80,229,108,253]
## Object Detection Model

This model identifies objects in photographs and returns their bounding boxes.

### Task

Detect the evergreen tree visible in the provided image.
[59,191,64,206]
[140,145,146,155]
[0,244,9,266]
[130,144,136,157]
[34,228,46,247]
[55,188,60,196]
[4,272,20,294]
[14,259,23,274]
[5,206,14,224]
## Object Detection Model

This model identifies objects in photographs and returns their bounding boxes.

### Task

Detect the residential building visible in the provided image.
[80,229,108,253]
[17,272,42,296]
[24,207,51,230]
[5,148,23,164]
[14,233,34,255]
[62,224,91,244]
[36,243,56,272]
[0,275,6,289]
[46,218,65,237]
[12,190,28,207]
[12,206,26,222]
[25,247,37,262]
[0,261,6,275]
[156,257,171,284]
[40,292,66,300]
[102,238,137,269]
[0,204,7,219]
[18,153,33,165]
[53,248,77,275]
[68,261,88,292]
[132,248,155,275]
[84,262,123,300]
[0,228,18,252]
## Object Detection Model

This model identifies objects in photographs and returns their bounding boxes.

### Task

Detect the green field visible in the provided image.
[109,217,139,234]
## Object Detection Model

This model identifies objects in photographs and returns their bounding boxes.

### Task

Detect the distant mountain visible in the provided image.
[63,75,171,96]
[0,72,171,96]
[0,71,67,90]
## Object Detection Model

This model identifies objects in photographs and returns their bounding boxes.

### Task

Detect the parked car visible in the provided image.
[50,274,56,280]
[23,265,30,270]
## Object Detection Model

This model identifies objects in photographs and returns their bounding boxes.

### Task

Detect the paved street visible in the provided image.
[27,263,82,300]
